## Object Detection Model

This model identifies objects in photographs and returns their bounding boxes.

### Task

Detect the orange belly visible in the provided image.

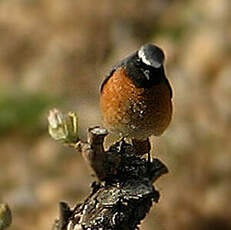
[100,68,172,140]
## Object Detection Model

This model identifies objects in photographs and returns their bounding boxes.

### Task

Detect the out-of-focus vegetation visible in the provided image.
[0,90,58,136]
[0,0,230,229]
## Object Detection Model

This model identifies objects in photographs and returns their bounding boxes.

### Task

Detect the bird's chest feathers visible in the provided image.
[100,67,172,138]
[102,68,169,119]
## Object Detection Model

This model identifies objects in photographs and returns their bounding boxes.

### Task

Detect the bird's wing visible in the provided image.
[100,53,136,93]
[164,77,173,99]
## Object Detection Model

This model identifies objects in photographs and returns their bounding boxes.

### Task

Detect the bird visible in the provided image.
[100,44,173,156]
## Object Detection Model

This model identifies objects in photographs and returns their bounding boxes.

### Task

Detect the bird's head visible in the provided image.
[138,44,165,68]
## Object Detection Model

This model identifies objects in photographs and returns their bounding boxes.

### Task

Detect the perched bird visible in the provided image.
[100,44,173,154]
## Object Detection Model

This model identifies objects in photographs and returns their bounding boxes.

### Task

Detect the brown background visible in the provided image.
[0,0,231,229]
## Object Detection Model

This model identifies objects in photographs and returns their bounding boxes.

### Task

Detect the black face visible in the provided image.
[123,52,164,88]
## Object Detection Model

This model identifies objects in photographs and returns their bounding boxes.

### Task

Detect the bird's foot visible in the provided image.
[132,138,151,156]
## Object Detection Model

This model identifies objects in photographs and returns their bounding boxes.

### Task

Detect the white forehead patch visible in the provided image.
[138,49,152,65]
[138,49,152,66]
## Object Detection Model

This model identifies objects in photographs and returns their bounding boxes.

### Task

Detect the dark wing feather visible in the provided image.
[100,53,136,93]
[100,68,116,93]
[164,77,173,99]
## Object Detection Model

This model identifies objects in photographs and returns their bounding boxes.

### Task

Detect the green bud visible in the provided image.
[48,109,79,143]
[0,203,12,230]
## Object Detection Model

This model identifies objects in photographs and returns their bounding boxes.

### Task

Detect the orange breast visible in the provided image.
[100,67,172,140]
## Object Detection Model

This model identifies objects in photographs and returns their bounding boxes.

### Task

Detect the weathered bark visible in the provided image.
[52,127,168,230]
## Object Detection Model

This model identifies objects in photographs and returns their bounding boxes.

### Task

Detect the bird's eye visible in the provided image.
[135,58,142,67]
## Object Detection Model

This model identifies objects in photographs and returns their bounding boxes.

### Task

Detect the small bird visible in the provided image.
[100,44,173,154]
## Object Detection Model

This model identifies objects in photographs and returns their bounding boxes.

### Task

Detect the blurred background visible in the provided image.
[0,0,231,229]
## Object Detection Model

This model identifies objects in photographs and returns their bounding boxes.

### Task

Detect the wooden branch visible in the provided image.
[48,110,168,230]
